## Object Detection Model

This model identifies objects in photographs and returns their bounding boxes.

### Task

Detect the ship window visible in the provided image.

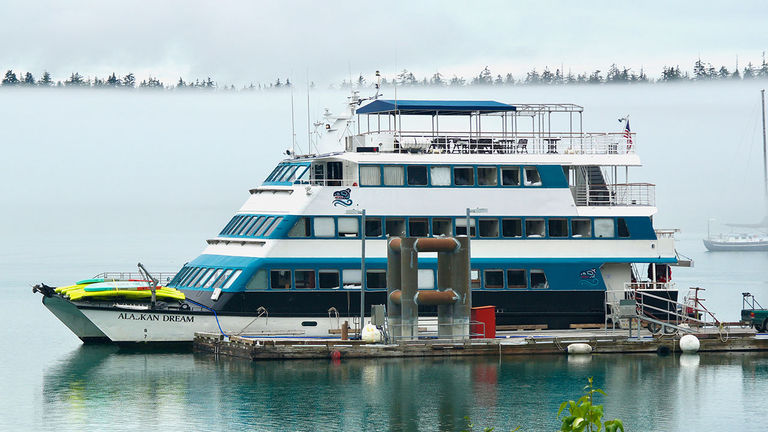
[295,270,316,289]
[255,217,276,236]
[178,268,198,286]
[360,165,381,186]
[220,217,237,235]
[265,165,281,182]
[204,269,224,289]
[278,165,298,182]
[524,166,542,186]
[479,218,499,237]
[477,167,498,186]
[342,269,362,288]
[530,269,549,289]
[213,269,233,289]
[327,161,343,186]
[366,270,387,289]
[270,270,291,289]
[313,164,325,183]
[235,216,256,236]
[571,219,592,237]
[385,218,406,237]
[507,269,527,288]
[190,268,212,287]
[484,270,504,289]
[408,218,429,237]
[365,218,383,237]
[471,269,481,289]
[430,166,451,186]
[453,166,474,186]
[501,218,523,238]
[548,219,568,237]
[337,217,359,237]
[432,218,453,236]
[222,270,242,289]
[295,166,310,183]
[245,270,267,290]
[246,216,266,236]
[419,269,435,289]
[407,165,428,186]
[456,218,476,237]
[383,166,404,186]
[195,269,215,288]
[224,216,243,235]
[618,218,630,238]
[314,217,335,237]
[594,218,615,238]
[287,217,311,237]
[501,167,521,186]
[319,270,340,289]
[264,217,282,237]
[525,219,546,237]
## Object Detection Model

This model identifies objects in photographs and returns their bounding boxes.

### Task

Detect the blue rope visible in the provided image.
[185,299,229,337]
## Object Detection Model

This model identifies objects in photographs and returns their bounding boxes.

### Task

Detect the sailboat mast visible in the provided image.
[762,89,767,198]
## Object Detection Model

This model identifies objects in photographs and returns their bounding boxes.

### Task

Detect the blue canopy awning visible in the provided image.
[355,99,517,115]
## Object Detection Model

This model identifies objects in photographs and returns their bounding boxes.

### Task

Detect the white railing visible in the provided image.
[572,183,655,206]
[305,178,358,187]
[349,131,635,155]
[92,272,178,284]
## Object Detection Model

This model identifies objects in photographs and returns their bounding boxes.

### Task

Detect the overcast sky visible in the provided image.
[1,0,766,86]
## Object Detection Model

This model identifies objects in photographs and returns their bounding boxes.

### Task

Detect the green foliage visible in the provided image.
[557,377,624,432]
[461,416,520,432]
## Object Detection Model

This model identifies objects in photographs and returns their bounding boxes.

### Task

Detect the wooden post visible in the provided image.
[341,321,349,341]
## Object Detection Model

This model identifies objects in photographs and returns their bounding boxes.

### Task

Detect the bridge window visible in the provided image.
[264,217,282,236]
[618,218,630,238]
[525,219,546,237]
[594,218,615,238]
[407,165,428,186]
[453,167,474,186]
[319,270,340,289]
[246,217,266,236]
[479,218,499,238]
[314,217,335,237]
[571,219,592,237]
[477,167,498,186]
[342,269,362,288]
[212,269,234,289]
[408,218,429,236]
[270,270,291,289]
[337,217,359,237]
[365,217,383,237]
[295,270,316,289]
[190,269,212,287]
[223,270,242,289]
[430,166,451,186]
[386,218,406,237]
[501,167,521,186]
[530,269,549,289]
[432,218,453,236]
[366,270,387,289]
[327,161,343,186]
[456,218,476,237]
[245,270,267,290]
[507,269,527,288]
[548,219,568,237]
[484,270,504,289]
[501,218,523,238]
[524,166,542,186]
[203,269,224,289]
[360,166,381,186]
[383,166,404,186]
[287,217,311,237]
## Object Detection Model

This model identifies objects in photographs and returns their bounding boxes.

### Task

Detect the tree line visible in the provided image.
[3,56,768,91]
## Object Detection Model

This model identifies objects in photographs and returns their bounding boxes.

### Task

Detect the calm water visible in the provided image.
[3,83,768,430]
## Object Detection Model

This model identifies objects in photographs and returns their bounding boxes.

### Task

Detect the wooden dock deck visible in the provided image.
[193,328,768,361]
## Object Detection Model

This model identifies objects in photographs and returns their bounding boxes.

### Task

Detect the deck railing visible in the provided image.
[93,271,178,284]
[572,183,655,206]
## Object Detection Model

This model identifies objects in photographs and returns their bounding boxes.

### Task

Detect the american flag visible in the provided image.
[623,119,633,152]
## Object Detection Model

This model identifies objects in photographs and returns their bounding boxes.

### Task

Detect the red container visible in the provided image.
[470,305,496,339]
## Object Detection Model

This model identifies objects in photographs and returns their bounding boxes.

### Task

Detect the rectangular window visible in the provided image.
[314,217,335,237]
[319,270,340,289]
[456,218,476,237]
[432,218,453,236]
[245,216,266,236]
[360,165,381,186]
[484,270,504,289]
[418,269,435,289]
[530,269,549,289]
[295,270,316,289]
[385,218,406,237]
[618,218,630,238]
[477,167,498,186]
[430,166,451,186]
[264,217,282,237]
[548,218,568,237]
[406,165,428,186]
[255,216,276,236]
[524,166,542,186]
[225,216,245,235]
[270,270,291,289]
[231,216,252,236]
[278,165,298,182]
[342,269,362,288]
[220,217,238,235]
[222,269,242,289]
[525,219,546,237]
[383,166,404,186]
[571,219,592,238]
[178,268,198,286]
[337,217,359,237]
[287,217,311,237]
[212,269,234,289]
[246,270,268,290]
[203,269,224,289]
[408,218,429,237]
[507,269,527,288]
[365,217,383,237]
[366,270,387,289]
[594,218,615,238]
[501,167,521,186]
[501,218,523,238]
[191,268,213,288]
[479,218,499,238]
[471,269,481,289]
[453,166,474,186]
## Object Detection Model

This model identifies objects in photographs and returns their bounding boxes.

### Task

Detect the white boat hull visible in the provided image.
[703,239,768,252]
[42,295,111,343]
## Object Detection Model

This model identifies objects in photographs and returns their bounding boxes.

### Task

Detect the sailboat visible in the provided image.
[704,89,768,252]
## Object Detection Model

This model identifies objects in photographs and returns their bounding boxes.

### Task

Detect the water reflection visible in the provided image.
[41,348,768,431]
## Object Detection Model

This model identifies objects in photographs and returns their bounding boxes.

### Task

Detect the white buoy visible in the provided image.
[567,343,593,354]
[361,324,383,343]
[679,334,700,353]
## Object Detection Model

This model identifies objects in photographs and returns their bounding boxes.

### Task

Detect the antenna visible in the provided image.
[374,70,381,99]
[290,83,297,156]
[306,69,312,154]
[761,89,767,199]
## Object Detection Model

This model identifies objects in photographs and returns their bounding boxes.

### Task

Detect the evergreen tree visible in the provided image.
[205,77,215,88]
[525,68,540,85]
[275,77,282,87]
[106,73,120,87]
[430,72,445,86]
[285,78,292,87]
[65,72,85,86]
[397,69,416,86]
[449,75,465,86]
[176,77,187,88]
[504,73,515,85]
[93,76,105,87]
[357,74,365,87]
[22,72,35,85]
[554,69,563,85]
[122,73,135,87]
[472,66,493,85]
[540,67,554,84]
[718,66,730,79]
[743,62,755,79]
[2,70,19,85]
[693,58,706,80]
[587,69,602,84]
[38,71,53,86]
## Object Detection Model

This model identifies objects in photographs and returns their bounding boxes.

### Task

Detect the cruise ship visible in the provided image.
[37,93,686,343]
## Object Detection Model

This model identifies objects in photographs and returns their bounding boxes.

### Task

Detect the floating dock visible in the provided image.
[193,328,768,361]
